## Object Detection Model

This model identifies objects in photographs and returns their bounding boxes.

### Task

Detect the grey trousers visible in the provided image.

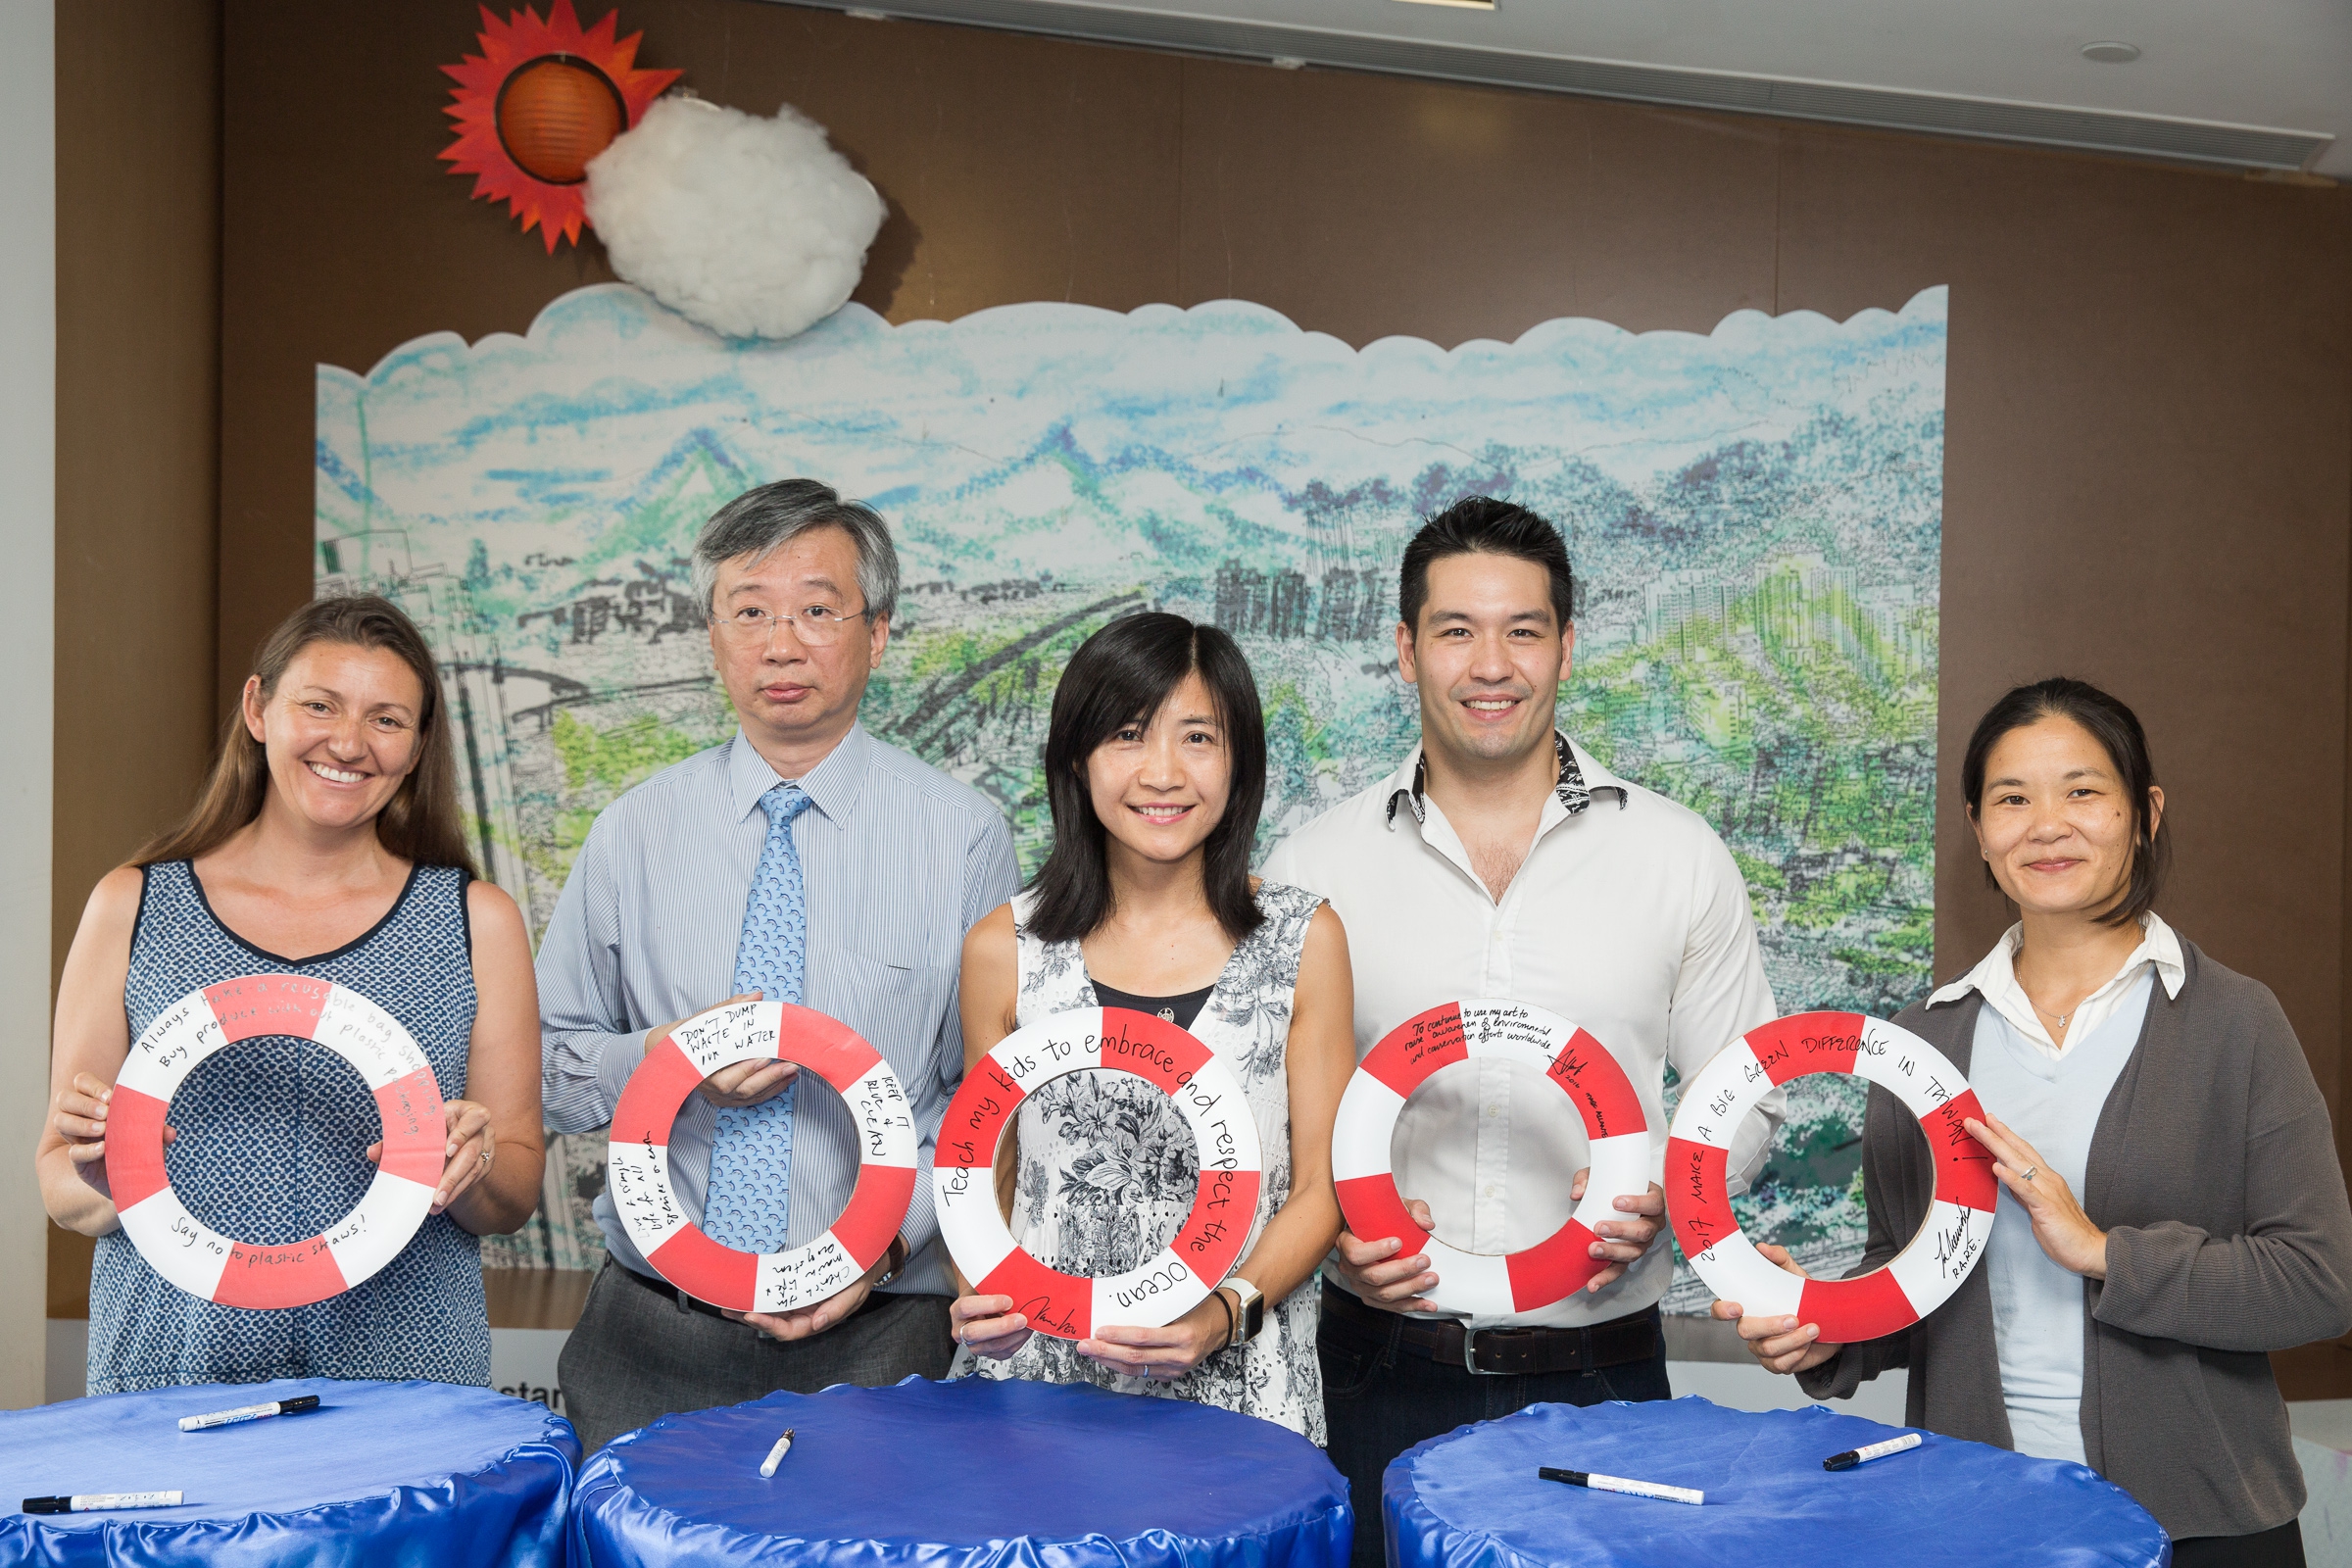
[558,1257,956,1453]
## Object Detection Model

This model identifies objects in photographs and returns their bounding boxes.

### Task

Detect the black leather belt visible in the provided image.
[613,1257,895,1323]
[1321,1279,1661,1376]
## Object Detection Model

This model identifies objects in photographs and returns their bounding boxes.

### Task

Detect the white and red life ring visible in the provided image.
[1665,1010,1999,1343]
[107,975,447,1308]
[1332,1000,1651,1315]
[934,1007,1261,1341]
[609,1000,916,1314]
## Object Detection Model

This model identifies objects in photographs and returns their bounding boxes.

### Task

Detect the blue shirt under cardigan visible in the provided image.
[1972,968,2153,1464]
[537,725,1021,1298]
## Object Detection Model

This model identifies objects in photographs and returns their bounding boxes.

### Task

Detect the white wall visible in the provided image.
[0,0,57,1408]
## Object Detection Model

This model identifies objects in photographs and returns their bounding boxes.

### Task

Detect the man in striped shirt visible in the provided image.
[538,479,1021,1451]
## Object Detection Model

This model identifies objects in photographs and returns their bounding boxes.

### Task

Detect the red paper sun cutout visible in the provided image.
[440,1,680,253]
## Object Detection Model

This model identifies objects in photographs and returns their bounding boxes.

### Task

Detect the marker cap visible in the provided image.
[23,1497,69,1514]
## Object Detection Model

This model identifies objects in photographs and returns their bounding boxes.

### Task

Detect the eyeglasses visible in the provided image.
[711,604,876,649]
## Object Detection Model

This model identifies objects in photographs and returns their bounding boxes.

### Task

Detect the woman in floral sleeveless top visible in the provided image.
[38,596,544,1393]
[951,613,1354,1441]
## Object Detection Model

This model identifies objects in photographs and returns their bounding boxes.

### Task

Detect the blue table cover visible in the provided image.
[573,1375,1352,1568]
[0,1377,578,1567]
[1386,1397,2167,1568]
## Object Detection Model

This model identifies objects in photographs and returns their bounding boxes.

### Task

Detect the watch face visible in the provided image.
[1227,1282,1264,1341]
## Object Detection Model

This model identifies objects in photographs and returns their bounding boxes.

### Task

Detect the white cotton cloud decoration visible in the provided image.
[584,97,886,341]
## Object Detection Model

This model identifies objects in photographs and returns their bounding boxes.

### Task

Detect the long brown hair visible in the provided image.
[137,596,478,875]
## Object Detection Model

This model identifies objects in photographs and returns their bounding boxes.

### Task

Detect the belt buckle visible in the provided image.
[1463,1325,1503,1375]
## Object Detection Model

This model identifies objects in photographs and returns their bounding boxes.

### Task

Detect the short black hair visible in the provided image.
[1026,612,1268,946]
[1398,496,1575,634]
[1960,676,2169,928]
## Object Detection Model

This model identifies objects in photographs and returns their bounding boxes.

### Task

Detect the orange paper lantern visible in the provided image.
[441,3,681,251]
[497,56,625,184]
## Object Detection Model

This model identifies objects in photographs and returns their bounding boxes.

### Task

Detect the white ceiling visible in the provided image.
[987,0,2352,176]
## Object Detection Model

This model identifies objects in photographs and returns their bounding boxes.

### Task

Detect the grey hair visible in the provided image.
[691,478,901,624]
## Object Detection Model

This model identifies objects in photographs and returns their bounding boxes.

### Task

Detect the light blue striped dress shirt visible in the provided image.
[538,724,1022,1298]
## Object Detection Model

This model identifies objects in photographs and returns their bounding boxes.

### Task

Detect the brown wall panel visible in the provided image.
[217,1,1184,710]
[56,0,223,977]
[213,0,2352,1112]
[740,17,1186,320]
[1173,62,1780,342]
[217,0,620,710]
[1163,55,2352,1111]
[1773,128,2352,1109]
[53,0,225,1320]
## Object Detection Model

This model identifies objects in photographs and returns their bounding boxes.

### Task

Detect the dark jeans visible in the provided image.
[1320,1307,1671,1568]
[2173,1521,2306,1568]
[558,1257,955,1453]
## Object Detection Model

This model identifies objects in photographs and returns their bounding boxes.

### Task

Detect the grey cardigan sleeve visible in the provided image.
[1798,1081,1916,1399]
[2096,988,2352,1352]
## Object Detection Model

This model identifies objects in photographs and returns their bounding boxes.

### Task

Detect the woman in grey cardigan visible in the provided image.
[1715,677,2352,1568]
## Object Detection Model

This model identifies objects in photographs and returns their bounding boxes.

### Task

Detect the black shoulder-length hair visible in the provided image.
[1025,612,1267,946]
[1960,676,2169,927]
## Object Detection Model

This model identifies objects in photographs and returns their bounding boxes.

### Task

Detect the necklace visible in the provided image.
[2016,941,2101,1033]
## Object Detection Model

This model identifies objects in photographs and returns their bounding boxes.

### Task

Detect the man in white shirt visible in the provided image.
[1262,497,1780,1566]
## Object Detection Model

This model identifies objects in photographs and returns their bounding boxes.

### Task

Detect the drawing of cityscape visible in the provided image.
[318,283,1946,1300]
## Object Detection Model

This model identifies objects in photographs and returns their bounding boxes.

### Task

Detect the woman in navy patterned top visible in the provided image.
[38,596,544,1393]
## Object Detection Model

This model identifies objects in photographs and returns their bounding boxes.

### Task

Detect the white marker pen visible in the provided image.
[1824,1431,1923,1471]
[1539,1467,1704,1506]
[760,1428,796,1477]
[178,1395,321,1432]
[24,1492,184,1514]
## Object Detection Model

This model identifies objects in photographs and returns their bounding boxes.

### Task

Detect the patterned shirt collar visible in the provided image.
[1386,731,1628,827]
[724,722,872,826]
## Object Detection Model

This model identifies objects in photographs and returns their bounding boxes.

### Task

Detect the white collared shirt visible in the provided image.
[1263,734,1781,1329]
[1927,912,2185,1060]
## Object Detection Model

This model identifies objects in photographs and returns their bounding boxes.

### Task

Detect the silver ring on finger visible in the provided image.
[2020,1165,2038,1183]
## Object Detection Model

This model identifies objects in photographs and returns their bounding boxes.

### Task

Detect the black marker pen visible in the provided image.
[24,1492,183,1514]
[179,1395,320,1432]
[1539,1467,1704,1506]
[1824,1432,1922,1471]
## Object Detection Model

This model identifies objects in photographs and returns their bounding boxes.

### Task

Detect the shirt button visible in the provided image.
[1484,1185,1499,1199]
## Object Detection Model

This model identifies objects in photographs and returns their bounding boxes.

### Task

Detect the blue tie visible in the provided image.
[704,782,814,1253]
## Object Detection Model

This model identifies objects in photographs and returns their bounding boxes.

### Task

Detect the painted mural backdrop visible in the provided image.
[317,283,1946,1301]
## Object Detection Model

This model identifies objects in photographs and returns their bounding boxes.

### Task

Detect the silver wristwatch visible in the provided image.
[1223,1278,1266,1345]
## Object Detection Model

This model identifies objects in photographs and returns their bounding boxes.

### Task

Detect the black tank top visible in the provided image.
[1089,975,1214,1032]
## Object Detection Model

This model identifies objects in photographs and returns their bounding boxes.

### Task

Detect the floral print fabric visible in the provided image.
[956,882,1327,1442]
